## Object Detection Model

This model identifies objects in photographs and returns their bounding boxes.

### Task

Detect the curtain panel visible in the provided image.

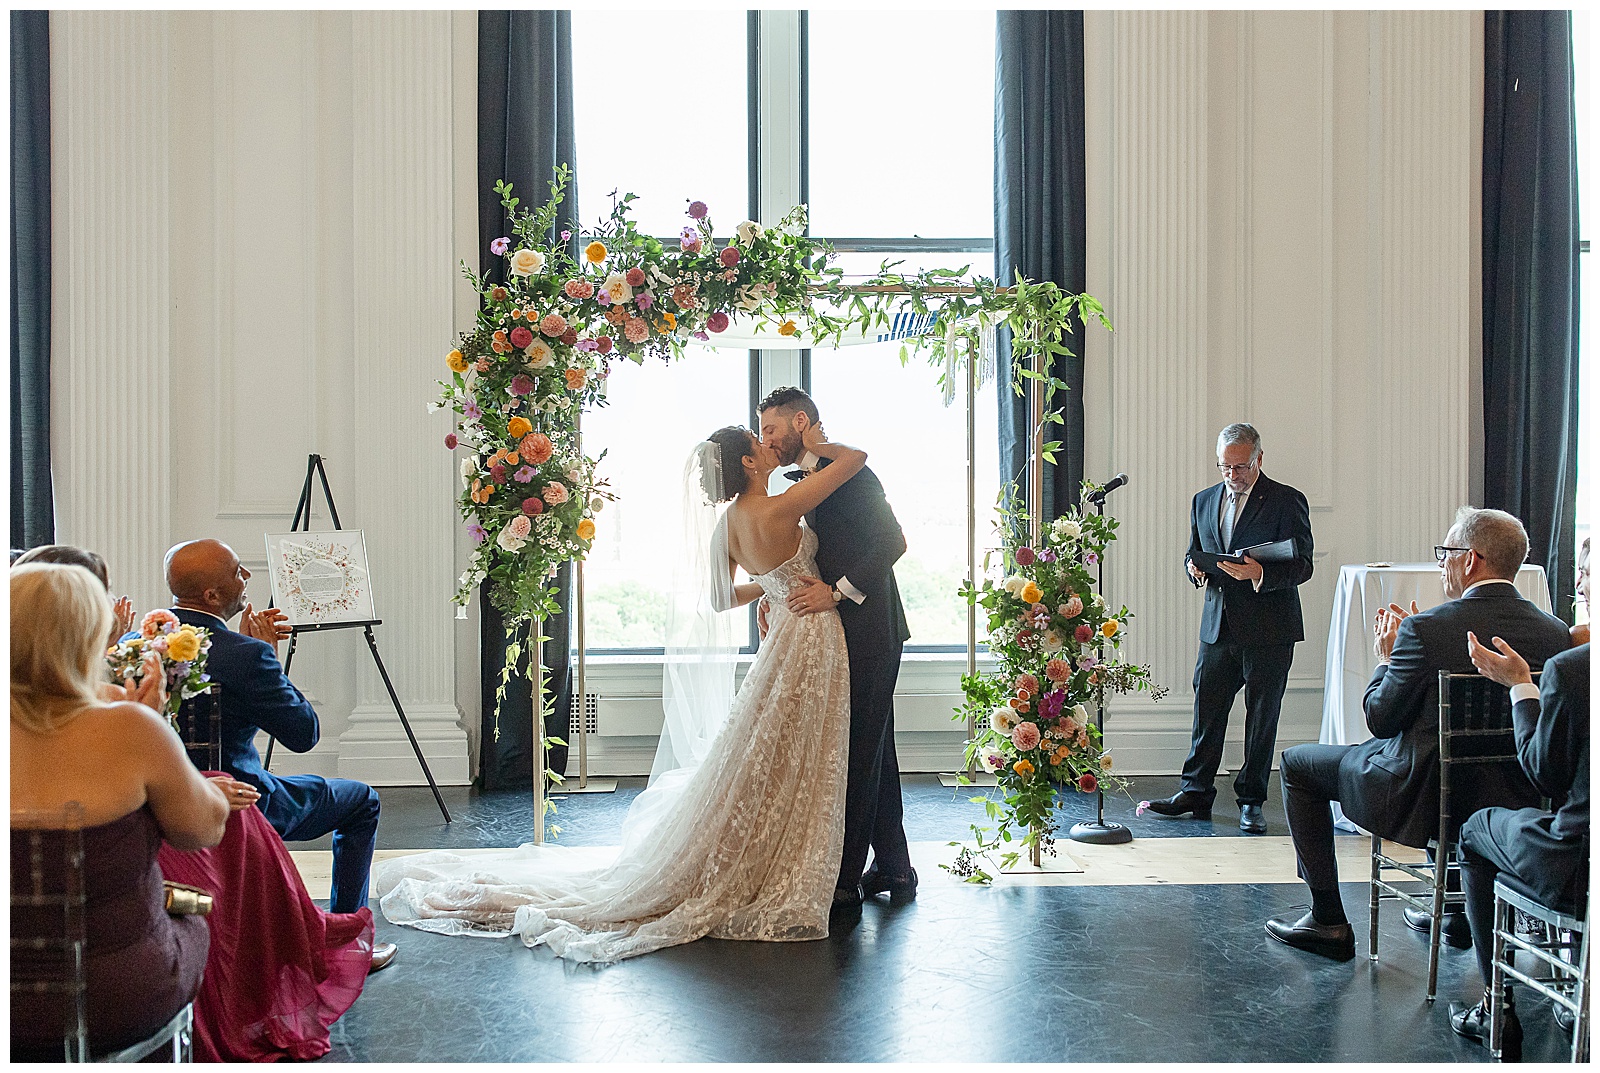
[994,10,1088,523]
[477,10,578,788]
[1482,11,1581,622]
[11,10,54,550]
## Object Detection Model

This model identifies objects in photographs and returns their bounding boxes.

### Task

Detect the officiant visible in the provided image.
[1147,423,1315,834]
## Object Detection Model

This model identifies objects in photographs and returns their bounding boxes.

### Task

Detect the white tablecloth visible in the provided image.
[1318,563,1550,830]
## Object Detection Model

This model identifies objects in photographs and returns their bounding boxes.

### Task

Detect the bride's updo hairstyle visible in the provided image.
[704,426,755,503]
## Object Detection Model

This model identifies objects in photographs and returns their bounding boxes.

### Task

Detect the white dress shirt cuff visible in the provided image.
[1252,573,1264,593]
[1510,681,1540,706]
[836,575,866,605]
[799,450,820,471]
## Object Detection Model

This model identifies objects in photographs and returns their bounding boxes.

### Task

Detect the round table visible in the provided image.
[1318,562,1551,830]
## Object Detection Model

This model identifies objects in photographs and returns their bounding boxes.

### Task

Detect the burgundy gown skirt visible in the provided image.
[157,778,373,1062]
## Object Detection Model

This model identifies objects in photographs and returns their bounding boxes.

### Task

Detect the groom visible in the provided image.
[758,387,914,926]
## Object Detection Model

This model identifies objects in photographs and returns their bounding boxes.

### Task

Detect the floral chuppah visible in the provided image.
[437,165,1156,843]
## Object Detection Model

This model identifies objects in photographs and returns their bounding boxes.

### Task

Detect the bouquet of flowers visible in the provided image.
[951,483,1166,880]
[105,609,213,727]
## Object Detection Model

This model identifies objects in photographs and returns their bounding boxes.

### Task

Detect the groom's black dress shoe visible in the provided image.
[1450,994,1521,1061]
[1265,910,1356,962]
[1144,791,1212,821]
[829,886,863,929]
[861,867,918,906]
[1238,804,1266,834]
[1403,906,1474,949]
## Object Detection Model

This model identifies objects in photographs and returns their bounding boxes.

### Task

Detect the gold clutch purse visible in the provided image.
[162,881,214,917]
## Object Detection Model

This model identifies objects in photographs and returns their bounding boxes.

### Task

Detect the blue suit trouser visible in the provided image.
[263,774,381,914]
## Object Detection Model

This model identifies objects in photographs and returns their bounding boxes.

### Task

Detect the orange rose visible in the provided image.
[778,319,798,336]
[505,452,520,466]
[585,241,607,263]
[447,349,468,373]
[565,368,587,391]
[1013,759,1035,778]
[507,416,532,439]
[1101,620,1120,638]
[576,519,596,541]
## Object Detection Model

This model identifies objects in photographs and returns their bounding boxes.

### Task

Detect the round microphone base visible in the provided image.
[1068,820,1133,845]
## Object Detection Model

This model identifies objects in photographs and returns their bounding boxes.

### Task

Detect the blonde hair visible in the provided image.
[10,564,114,734]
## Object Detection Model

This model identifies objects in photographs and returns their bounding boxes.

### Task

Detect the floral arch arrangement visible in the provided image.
[436,166,1164,851]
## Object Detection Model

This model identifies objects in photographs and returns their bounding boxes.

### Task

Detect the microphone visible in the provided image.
[1088,473,1129,505]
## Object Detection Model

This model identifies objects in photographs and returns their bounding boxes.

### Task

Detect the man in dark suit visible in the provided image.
[165,539,395,970]
[1447,546,1589,1056]
[1147,423,1315,834]
[1266,508,1570,962]
[758,387,913,926]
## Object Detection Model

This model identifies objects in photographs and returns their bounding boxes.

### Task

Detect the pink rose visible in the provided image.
[1015,546,1036,566]
[509,375,535,396]
[522,497,544,515]
[540,313,568,338]
[624,317,650,344]
[542,481,569,506]
[1045,658,1072,684]
[509,326,534,349]
[719,247,740,268]
[1013,672,1039,695]
[625,267,646,287]
[140,609,179,639]
[564,279,594,300]
[1060,595,1084,618]
[1074,624,1094,643]
[706,312,730,333]
[507,514,532,539]
[1011,722,1041,752]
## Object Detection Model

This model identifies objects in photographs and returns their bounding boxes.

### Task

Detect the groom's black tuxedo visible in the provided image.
[799,457,914,892]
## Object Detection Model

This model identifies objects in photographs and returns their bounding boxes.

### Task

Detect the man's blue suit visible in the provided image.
[172,608,380,913]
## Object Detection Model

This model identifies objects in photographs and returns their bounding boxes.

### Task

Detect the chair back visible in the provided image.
[10,803,89,1062]
[1437,670,1536,846]
[174,684,221,772]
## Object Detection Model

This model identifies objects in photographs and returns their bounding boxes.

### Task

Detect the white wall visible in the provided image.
[51,11,480,785]
[48,11,1482,783]
[1083,11,1481,772]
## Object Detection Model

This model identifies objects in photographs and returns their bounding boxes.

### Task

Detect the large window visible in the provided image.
[1575,9,1594,631]
[573,10,999,652]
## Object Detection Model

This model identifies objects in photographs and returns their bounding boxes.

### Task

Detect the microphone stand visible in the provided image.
[1069,487,1133,846]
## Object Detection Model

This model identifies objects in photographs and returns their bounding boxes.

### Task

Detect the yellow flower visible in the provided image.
[447,349,468,373]
[661,311,677,330]
[576,518,596,541]
[778,319,798,337]
[585,241,607,263]
[1013,759,1035,778]
[166,628,201,662]
[1101,619,1120,638]
[507,416,532,440]
[1019,581,1042,605]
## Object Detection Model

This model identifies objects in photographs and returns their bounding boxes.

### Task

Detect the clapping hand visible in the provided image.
[1372,600,1419,663]
[112,595,136,639]
[208,775,261,813]
[125,651,168,712]
[240,603,292,657]
[1467,631,1532,688]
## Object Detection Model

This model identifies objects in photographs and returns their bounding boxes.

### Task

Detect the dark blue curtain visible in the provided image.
[1482,11,1580,623]
[994,11,1087,522]
[11,10,54,549]
[477,11,578,789]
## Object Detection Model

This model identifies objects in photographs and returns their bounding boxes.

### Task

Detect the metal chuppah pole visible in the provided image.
[531,613,546,845]
[965,338,979,780]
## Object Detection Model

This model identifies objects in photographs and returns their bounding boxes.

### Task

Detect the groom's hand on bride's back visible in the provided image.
[757,596,771,640]
[787,575,835,616]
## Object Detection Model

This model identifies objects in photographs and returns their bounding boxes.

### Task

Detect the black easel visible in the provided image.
[1068,482,1133,846]
[262,455,451,823]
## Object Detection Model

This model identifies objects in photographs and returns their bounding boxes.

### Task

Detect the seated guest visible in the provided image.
[1266,508,1570,961]
[14,544,135,643]
[1447,552,1591,1057]
[162,539,394,966]
[10,564,230,1058]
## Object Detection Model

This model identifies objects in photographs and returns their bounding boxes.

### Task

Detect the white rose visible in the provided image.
[601,272,632,305]
[1052,517,1081,542]
[735,287,761,312]
[460,457,478,485]
[1002,576,1027,597]
[990,706,1020,736]
[980,750,1007,774]
[1093,593,1107,611]
[735,219,764,245]
[496,527,527,553]
[525,339,555,369]
[509,248,545,276]
[1043,630,1063,653]
[1071,703,1089,724]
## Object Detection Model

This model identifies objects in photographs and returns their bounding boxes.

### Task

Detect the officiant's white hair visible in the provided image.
[1216,422,1261,459]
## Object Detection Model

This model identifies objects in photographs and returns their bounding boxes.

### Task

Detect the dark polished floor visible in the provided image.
[316,775,1576,1063]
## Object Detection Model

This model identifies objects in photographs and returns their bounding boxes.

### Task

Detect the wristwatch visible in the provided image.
[829,586,844,604]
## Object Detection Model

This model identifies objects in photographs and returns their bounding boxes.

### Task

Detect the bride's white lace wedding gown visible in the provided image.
[374,525,851,963]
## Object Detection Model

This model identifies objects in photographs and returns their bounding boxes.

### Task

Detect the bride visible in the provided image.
[375,423,866,963]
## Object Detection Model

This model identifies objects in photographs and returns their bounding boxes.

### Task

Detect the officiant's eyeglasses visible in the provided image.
[1216,461,1257,475]
[1434,546,1472,563]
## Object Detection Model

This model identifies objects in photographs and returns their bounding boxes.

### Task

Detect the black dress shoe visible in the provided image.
[1144,790,1212,820]
[861,866,918,906]
[1265,910,1356,962]
[1450,994,1521,1061]
[1553,999,1577,1034]
[1403,906,1473,949]
[829,887,863,929]
[1238,804,1266,834]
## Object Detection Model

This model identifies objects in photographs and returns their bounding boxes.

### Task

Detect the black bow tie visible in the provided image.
[784,469,811,482]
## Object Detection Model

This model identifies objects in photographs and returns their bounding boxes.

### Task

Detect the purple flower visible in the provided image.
[463,399,482,421]
[692,331,710,342]
[1037,689,1065,721]
[513,465,535,483]
[560,230,572,242]
[596,291,611,306]
[1084,551,1100,566]
[574,338,599,352]
[635,291,653,311]
[509,374,535,396]
[444,432,458,450]
[680,227,703,253]
[1039,548,1057,563]
[467,522,488,545]
[1080,653,1099,669]
[1136,801,1151,817]
[198,674,211,684]
[687,200,708,220]
[489,236,510,256]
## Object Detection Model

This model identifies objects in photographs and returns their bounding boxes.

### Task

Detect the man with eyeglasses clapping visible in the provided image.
[1147,423,1315,836]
